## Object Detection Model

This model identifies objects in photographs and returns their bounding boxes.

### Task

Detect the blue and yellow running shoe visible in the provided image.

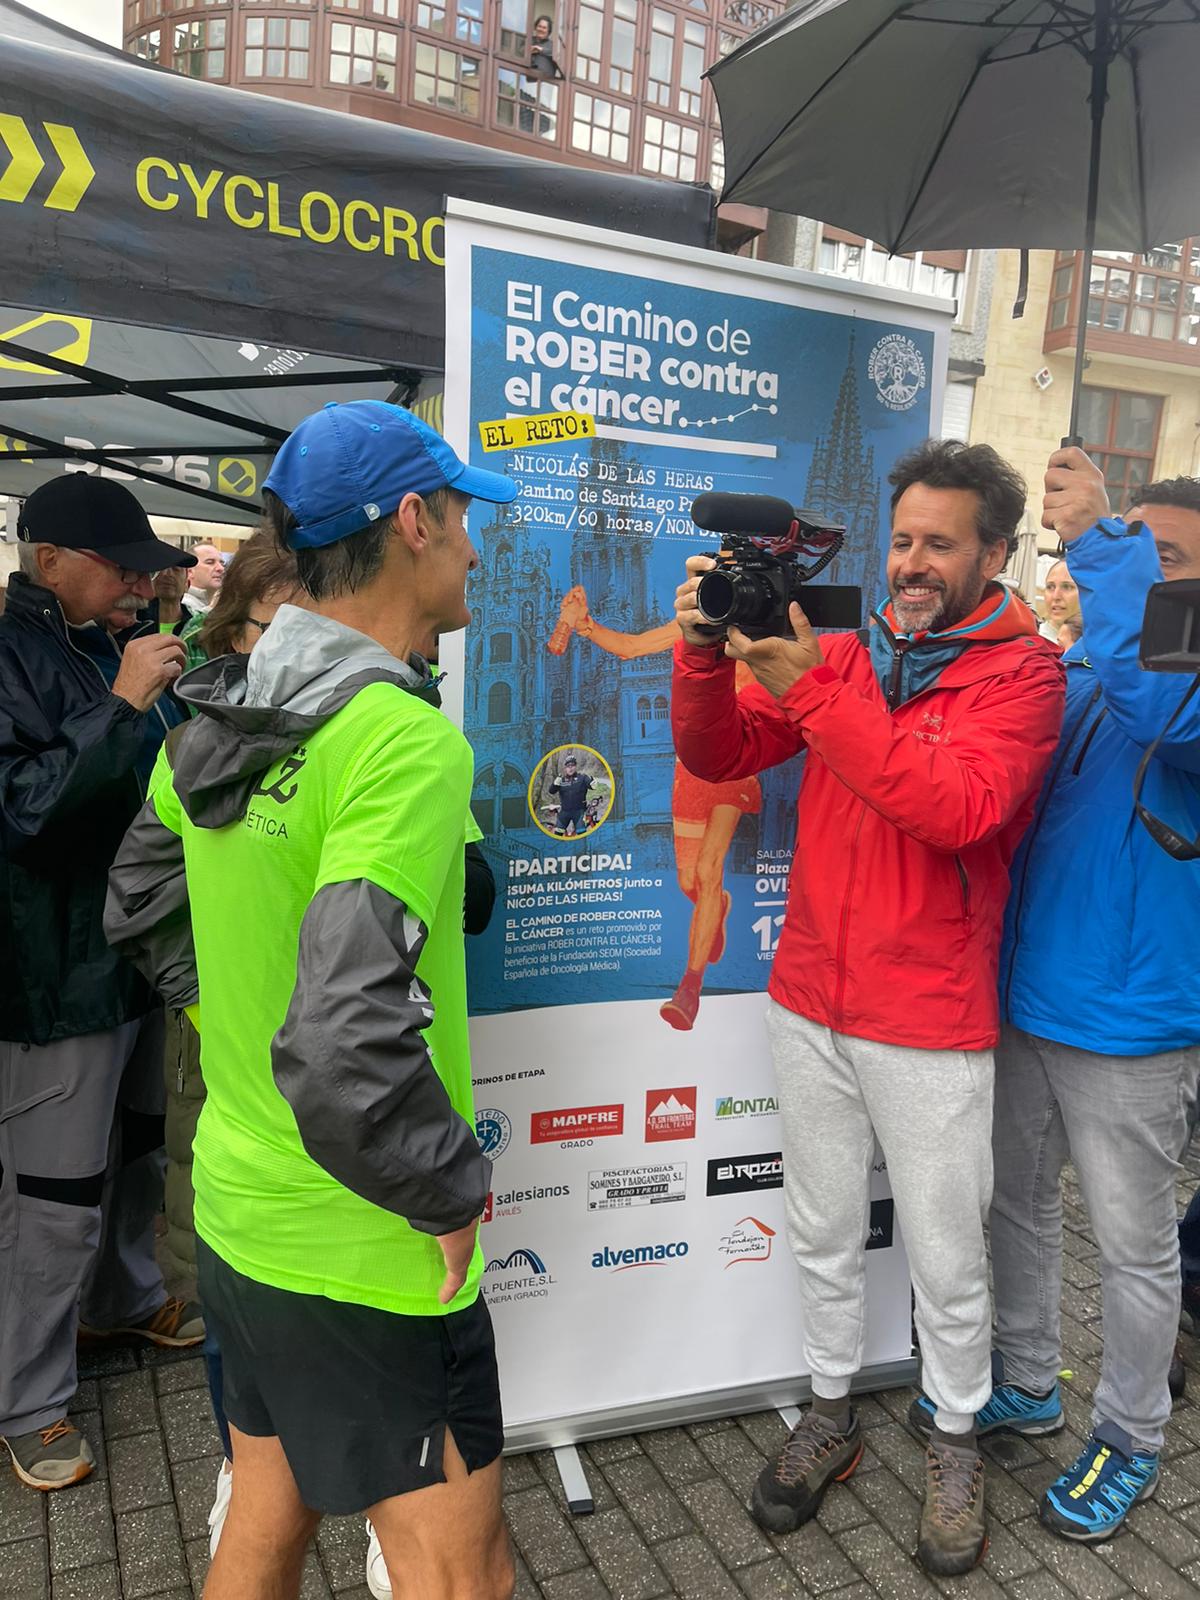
[1040,1435,1158,1542]
[908,1382,1064,1439]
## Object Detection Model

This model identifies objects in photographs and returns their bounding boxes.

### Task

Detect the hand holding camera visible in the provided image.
[674,554,722,647]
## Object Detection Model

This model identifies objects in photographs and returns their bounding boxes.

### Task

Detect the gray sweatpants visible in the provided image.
[767,1002,994,1432]
[991,1024,1200,1456]
[0,1014,167,1436]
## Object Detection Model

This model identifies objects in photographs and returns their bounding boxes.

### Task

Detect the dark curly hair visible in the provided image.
[1126,476,1200,518]
[888,439,1026,556]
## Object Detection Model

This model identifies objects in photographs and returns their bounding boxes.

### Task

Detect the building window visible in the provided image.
[173,18,226,78]
[501,765,526,831]
[679,18,705,117]
[819,231,965,302]
[244,16,310,78]
[126,0,163,25]
[490,632,513,664]
[130,27,161,62]
[648,9,675,107]
[413,43,481,115]
[570,92,630,163]
[653,693,669,720]
[1078,387,1163,509]
[1049,242,1200,347]
[329,23,397,89]
[497,67,559,138]
[642,114,698,181]
[710,134,725,193]
[487,682,512,725]
[500,0,531,57]
[575,0,636,95]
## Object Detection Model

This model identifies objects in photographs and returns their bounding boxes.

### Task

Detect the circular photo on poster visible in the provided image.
[528,745,615,841]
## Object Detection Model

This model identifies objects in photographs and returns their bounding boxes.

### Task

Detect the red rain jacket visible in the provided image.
[671,589,1064,1051]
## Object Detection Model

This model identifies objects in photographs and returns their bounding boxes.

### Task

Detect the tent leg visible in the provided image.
[1065,0,1113,447]
[553,1445,595,1516]
[777,1405,803,1429]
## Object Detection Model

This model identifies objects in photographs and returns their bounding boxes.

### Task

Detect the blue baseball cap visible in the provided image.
[264,399,517,551]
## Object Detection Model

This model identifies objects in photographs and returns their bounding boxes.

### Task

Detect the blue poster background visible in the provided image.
[463,244,939,1016]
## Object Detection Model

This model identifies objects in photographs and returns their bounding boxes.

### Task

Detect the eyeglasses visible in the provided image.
[245,616,271,634]
[75,549,146,587]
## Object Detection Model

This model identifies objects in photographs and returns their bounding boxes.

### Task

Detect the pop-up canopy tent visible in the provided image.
[0,1,713,522]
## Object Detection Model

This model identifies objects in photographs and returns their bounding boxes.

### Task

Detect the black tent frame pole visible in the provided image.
[0,364,420,406]
[0,423,264,514]
[1066,0,1113,447]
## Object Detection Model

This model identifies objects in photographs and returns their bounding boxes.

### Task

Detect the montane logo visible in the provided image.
[715,1095,779,1119]
[591,1241,689,1271]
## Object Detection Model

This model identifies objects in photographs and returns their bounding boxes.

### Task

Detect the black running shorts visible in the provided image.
[197,1239,504,1514]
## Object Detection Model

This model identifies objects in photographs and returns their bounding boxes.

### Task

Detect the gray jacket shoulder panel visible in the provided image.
[272,877,490,1235]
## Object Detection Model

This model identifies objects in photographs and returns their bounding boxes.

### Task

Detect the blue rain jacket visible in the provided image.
[1000,517,1200,1056]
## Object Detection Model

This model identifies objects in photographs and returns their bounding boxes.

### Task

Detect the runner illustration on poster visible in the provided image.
[460,243,939,1021]
[546,588,762,1034]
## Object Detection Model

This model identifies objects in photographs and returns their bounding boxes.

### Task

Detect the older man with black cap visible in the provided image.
[0,474,202,1494]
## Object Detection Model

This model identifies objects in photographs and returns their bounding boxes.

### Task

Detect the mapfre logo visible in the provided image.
[645,1087,696,1143]
[719,1215,776,1268]
[530,1105,623,1144]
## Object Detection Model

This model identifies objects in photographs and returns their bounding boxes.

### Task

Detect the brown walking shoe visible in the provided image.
[750,1408,863,1533]
[918,1437,988,1576]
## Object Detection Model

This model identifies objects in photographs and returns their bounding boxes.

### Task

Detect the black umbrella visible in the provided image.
[709,0,1200,440]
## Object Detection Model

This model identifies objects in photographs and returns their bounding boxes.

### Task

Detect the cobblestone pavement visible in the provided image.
[5,1151,1200,1599]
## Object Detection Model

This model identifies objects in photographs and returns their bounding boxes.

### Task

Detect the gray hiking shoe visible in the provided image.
[79,1295,205,1349]
[3,1419,95,1490]
[750,1408,863,1533]
[918,1438,987,1576]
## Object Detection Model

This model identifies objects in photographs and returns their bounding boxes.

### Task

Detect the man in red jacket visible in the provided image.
[672,439,1063,1576]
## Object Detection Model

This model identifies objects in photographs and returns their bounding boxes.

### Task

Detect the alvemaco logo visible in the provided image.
[531,1105,623,1144]
[592,1240,689,1272]
[706,1151,784,1196]
[715,1094,779,1120]
[645,1087,696,1143]
[719,1216,776,1267]
[476,1108,512,1158]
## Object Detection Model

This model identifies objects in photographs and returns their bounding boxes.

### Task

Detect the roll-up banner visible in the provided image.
[442,200,951,1448]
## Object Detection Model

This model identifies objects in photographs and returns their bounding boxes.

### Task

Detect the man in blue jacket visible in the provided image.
[916,451,1200,1542]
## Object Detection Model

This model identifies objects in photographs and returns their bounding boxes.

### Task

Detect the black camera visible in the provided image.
[1139,578,1200,673]
[690,492,862,639]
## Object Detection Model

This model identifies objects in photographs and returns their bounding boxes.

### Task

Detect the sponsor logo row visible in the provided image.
[477,1088,781,1159]
[482,1153,788,1221]
[480,1202,895,1304]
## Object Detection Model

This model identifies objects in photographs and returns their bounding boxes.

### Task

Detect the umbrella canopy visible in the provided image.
[710,0,1200,252]
[710,0,1200,442]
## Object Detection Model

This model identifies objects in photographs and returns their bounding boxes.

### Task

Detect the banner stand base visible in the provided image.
[503,1358,919,1457]
[553,1445,596,1516]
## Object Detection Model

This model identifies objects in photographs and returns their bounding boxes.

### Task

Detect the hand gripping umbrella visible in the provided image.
[708,0,1200,442]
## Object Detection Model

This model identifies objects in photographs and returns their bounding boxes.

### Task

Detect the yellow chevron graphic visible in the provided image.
[0,312,93,372]
[43,123,94,211]
[0,116,94,211]
[0,113,44,203]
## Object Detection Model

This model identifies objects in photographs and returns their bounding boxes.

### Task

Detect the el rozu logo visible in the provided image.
[706,1151,784,1195]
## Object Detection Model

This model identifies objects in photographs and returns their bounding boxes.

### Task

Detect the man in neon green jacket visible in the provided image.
[106,401,518,1600]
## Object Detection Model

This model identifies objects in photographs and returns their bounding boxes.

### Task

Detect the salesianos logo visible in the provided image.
[592,1240,689,1272]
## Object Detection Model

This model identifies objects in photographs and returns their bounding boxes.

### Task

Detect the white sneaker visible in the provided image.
[365,1518,392,1599]
[208,1460,233,1558]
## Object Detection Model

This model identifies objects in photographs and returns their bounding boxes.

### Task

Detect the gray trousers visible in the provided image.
[767,1002,995,1433]
[0,1014,167,1436]
[991,1024,1200,1456]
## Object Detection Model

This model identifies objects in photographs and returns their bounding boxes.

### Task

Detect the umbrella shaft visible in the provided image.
[1067,0,1115,444]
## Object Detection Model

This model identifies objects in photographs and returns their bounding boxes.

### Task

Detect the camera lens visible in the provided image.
[697,569,772,629]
